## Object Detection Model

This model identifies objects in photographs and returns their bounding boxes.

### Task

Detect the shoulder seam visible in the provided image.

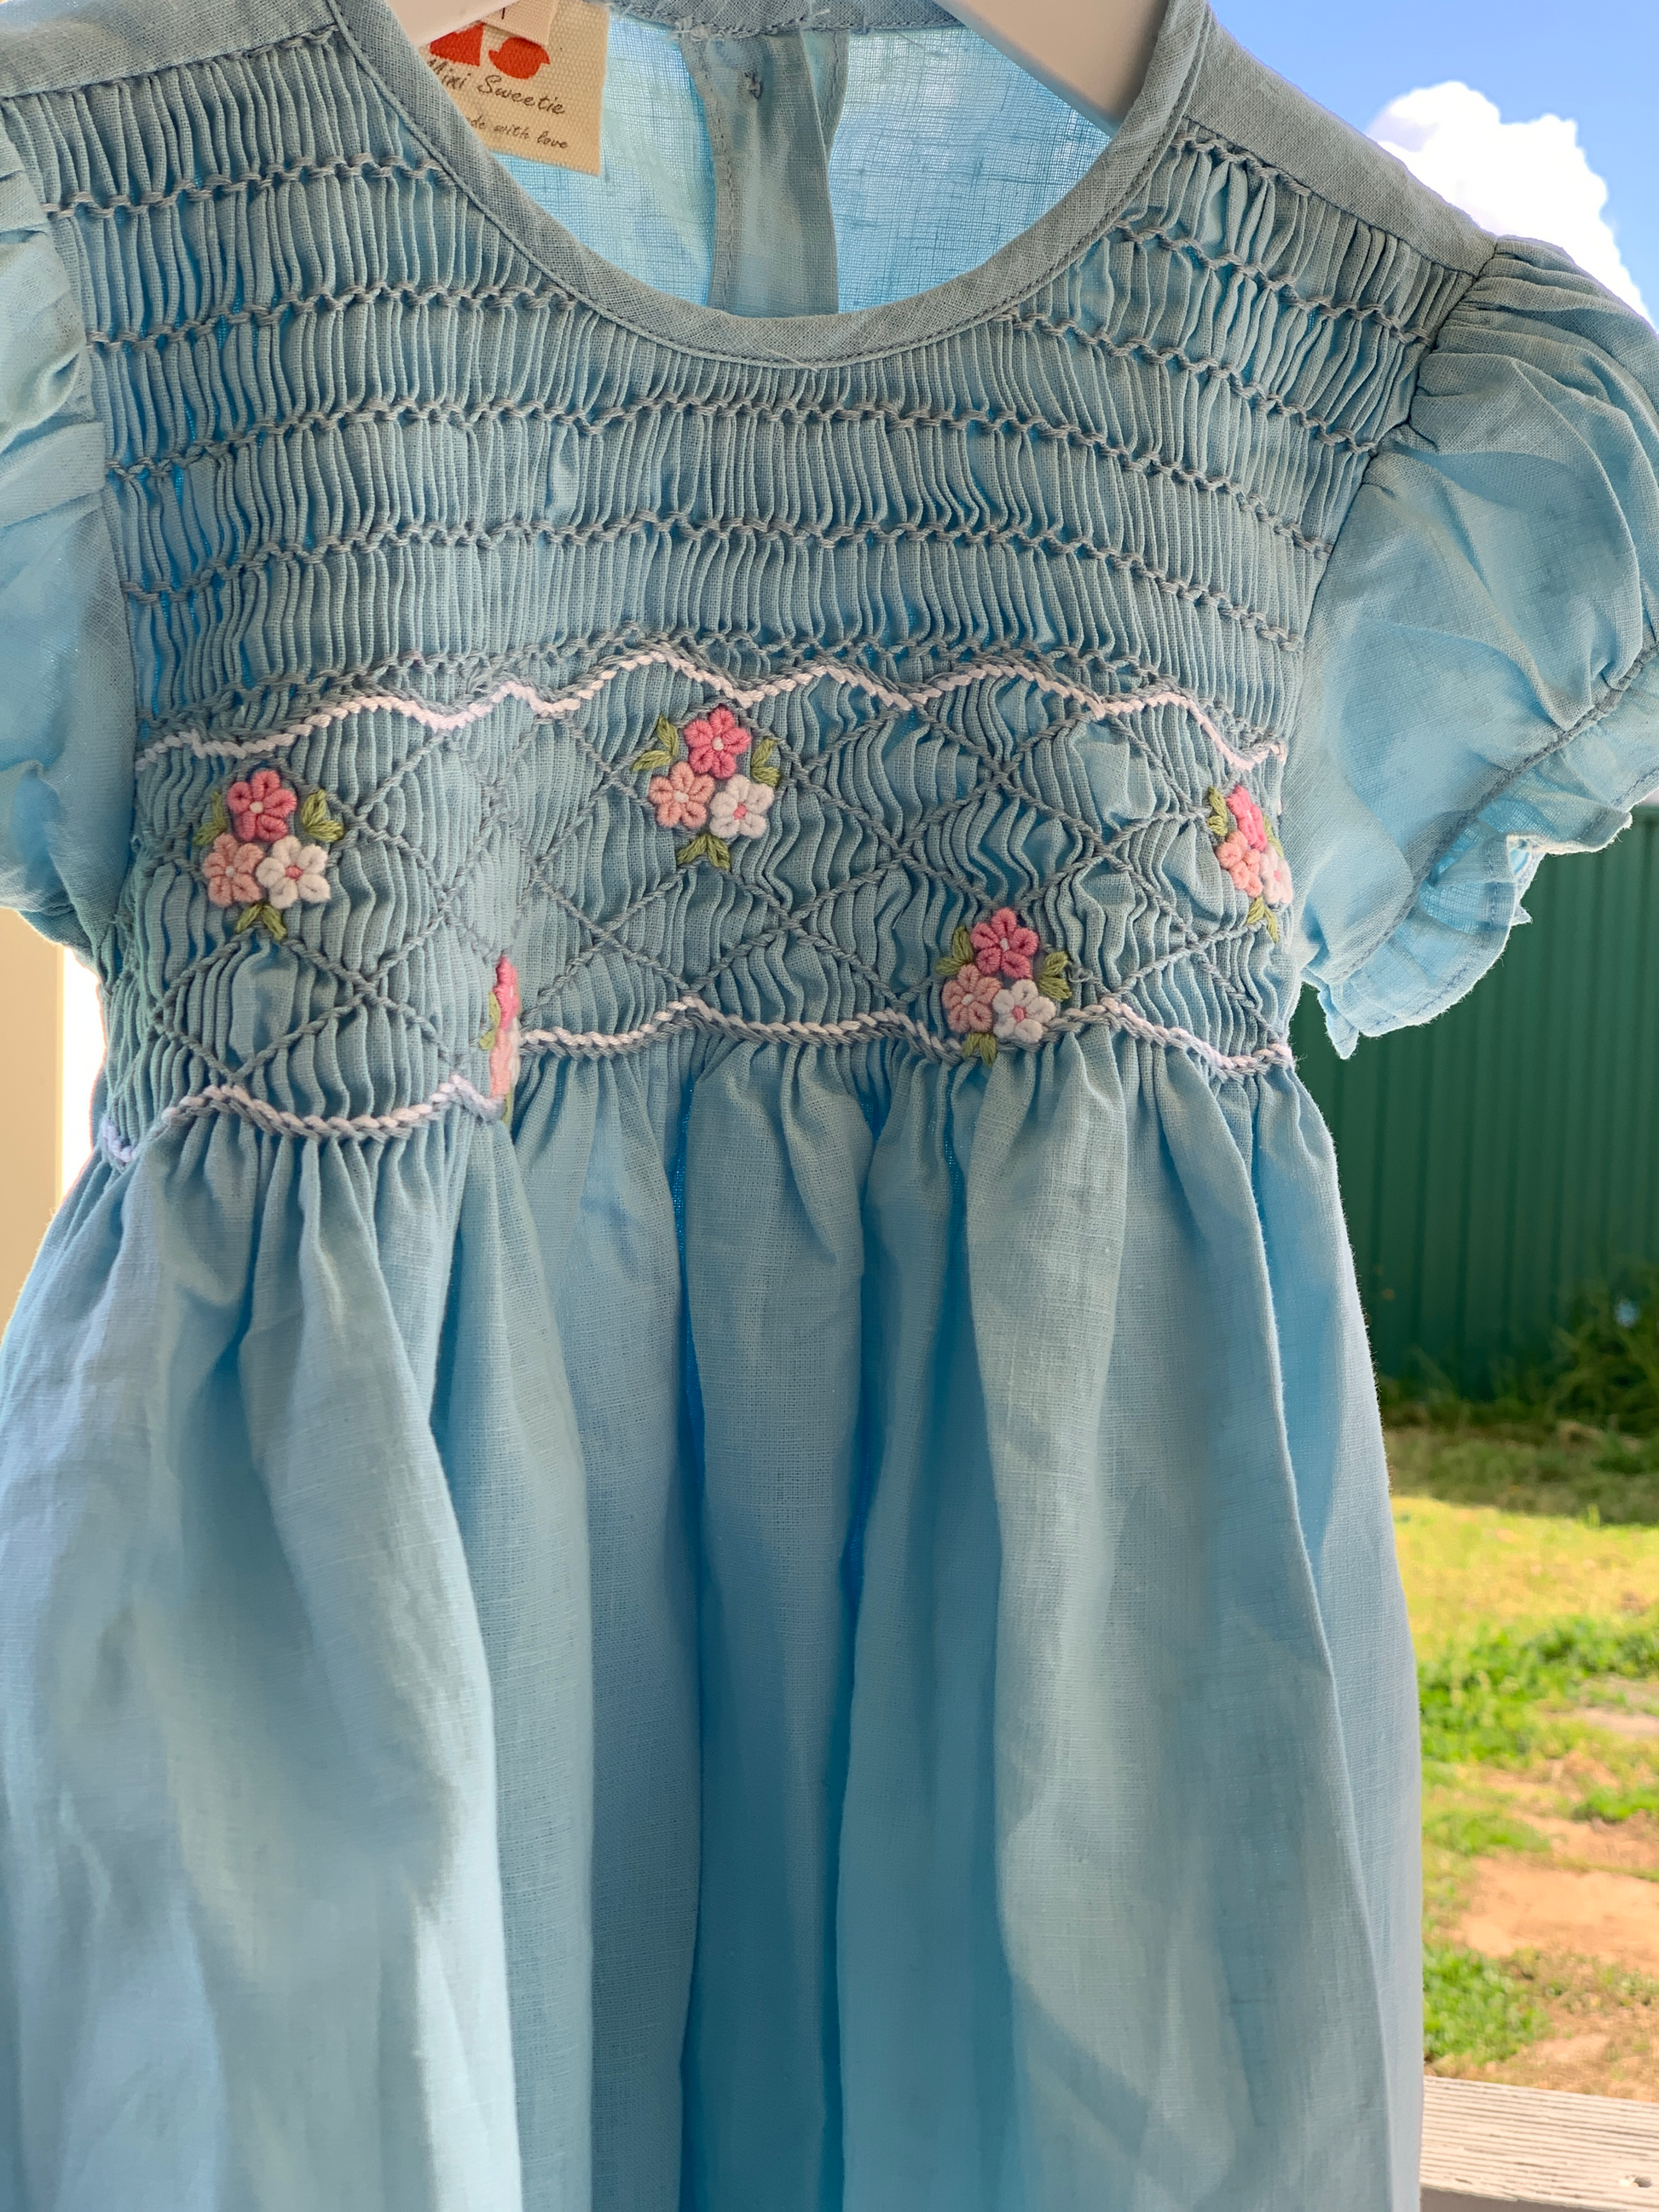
[1171,118,1488,281]
[1182,26,1492,280]
[0,19,333,104]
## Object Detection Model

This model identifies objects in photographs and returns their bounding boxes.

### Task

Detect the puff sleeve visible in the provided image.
[0,118,133,956]
[1286,237,1659,1055]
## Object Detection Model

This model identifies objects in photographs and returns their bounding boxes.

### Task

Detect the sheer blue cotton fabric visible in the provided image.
[0,3,1656,2210]
[1290,238,1659,1052]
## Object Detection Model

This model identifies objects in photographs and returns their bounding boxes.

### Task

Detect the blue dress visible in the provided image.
[2,2,1657,2207]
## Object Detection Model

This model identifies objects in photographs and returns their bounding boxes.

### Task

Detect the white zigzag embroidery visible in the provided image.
[98,1072,500,1163]
[516,997,1292,1075]
[134,650,1286,774]
[98,1002,1292,1161]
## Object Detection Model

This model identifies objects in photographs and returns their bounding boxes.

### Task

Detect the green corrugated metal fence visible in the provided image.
[1292,807,1659,1391]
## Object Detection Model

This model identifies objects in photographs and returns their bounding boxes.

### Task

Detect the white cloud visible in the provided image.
[1367,82,1646,318]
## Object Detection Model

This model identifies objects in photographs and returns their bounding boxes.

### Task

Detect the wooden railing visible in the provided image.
[1424,2075,1659,2209]
[0,909,64,1330]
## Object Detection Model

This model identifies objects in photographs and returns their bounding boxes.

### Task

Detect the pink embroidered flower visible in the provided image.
[992,978,1058,1047]
[647,759,716,829]
[971,906,1040,980]
[203,832,264,907]
[1225,784,1269,854]
[1216,831,1263,899]
[708,775,773,841]
[1259,844,1294,907]
[942,964,1000,1033]
[684,704,750,780]
[226,767,298,844]
[255,836,332,910]
[488,954,523,1101]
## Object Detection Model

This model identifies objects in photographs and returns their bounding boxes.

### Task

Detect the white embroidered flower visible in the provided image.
[1259,844,1294,907]
[255,836,332,910]
[992,977,1058,1047]
[708,774,774,841]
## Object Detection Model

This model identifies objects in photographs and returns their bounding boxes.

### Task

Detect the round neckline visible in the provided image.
[327,0,1212,368]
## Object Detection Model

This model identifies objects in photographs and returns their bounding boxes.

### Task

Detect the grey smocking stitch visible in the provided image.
[529,762,916,1009]
[41,147,445,222]
[107,391,1334,560]
[1103,216,1441,346]
[143,804,507,976]
[1003,309,1387,458]
[88,274,573,351]
[139,923,456,1089]
[120,512,1307,651]
[147,817,500,1097]
[1165,125,1318,204]
[130,650,1287,1119]
[535,816,1246,1039]
[130,711,577,1097]
[534,690,1261,1035]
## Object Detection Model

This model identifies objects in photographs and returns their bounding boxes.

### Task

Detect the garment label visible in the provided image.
[425,0,608,177]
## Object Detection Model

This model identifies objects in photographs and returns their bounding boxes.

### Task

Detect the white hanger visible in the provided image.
[390,0,506,42]
[388,0,1165,130]
[934,0,1166,129]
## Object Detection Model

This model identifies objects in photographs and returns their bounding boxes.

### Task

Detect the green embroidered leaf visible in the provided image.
[631,715,682,774]
[1262,904,1280,945]
[193,789,229,849]
[934,927,976,979]
[961,1030,997,1066]
[706,835,732,872]
[1205,787,1233,840]
[233,900,286,942]
[675,833,711,867]
[750,759,781,788]
[1266,823,1285,858]
[1036,949,1072,1006]
[749,735,775,773]
[298,788,344,844]
[1246,895,1269,931]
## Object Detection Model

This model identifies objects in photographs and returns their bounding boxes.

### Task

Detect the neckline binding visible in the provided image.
[329,0,1211,368]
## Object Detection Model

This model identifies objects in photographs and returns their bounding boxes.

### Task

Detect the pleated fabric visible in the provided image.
[1,1,1657,2208]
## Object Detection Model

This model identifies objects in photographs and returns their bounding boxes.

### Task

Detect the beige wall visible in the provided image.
[0,910,63,1331]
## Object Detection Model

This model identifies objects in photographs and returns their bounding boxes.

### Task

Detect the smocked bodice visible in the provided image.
[3,9,1479,1146]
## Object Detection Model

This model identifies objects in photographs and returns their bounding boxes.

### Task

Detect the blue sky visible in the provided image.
[1213,0,1659,312]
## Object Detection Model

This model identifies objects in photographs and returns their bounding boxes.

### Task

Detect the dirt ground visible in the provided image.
[1431,1767,1659,2097]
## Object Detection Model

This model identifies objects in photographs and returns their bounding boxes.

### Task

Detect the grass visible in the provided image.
[1391,1425,1659,1648]
[1390,1424,1659,1526]
[1573,1786,1659,1824]
[1424,1943,1549,2064]
[1423,1804,1548,1856]
[1418,1620,1659,1764]
[1385,1387,1659,2084]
